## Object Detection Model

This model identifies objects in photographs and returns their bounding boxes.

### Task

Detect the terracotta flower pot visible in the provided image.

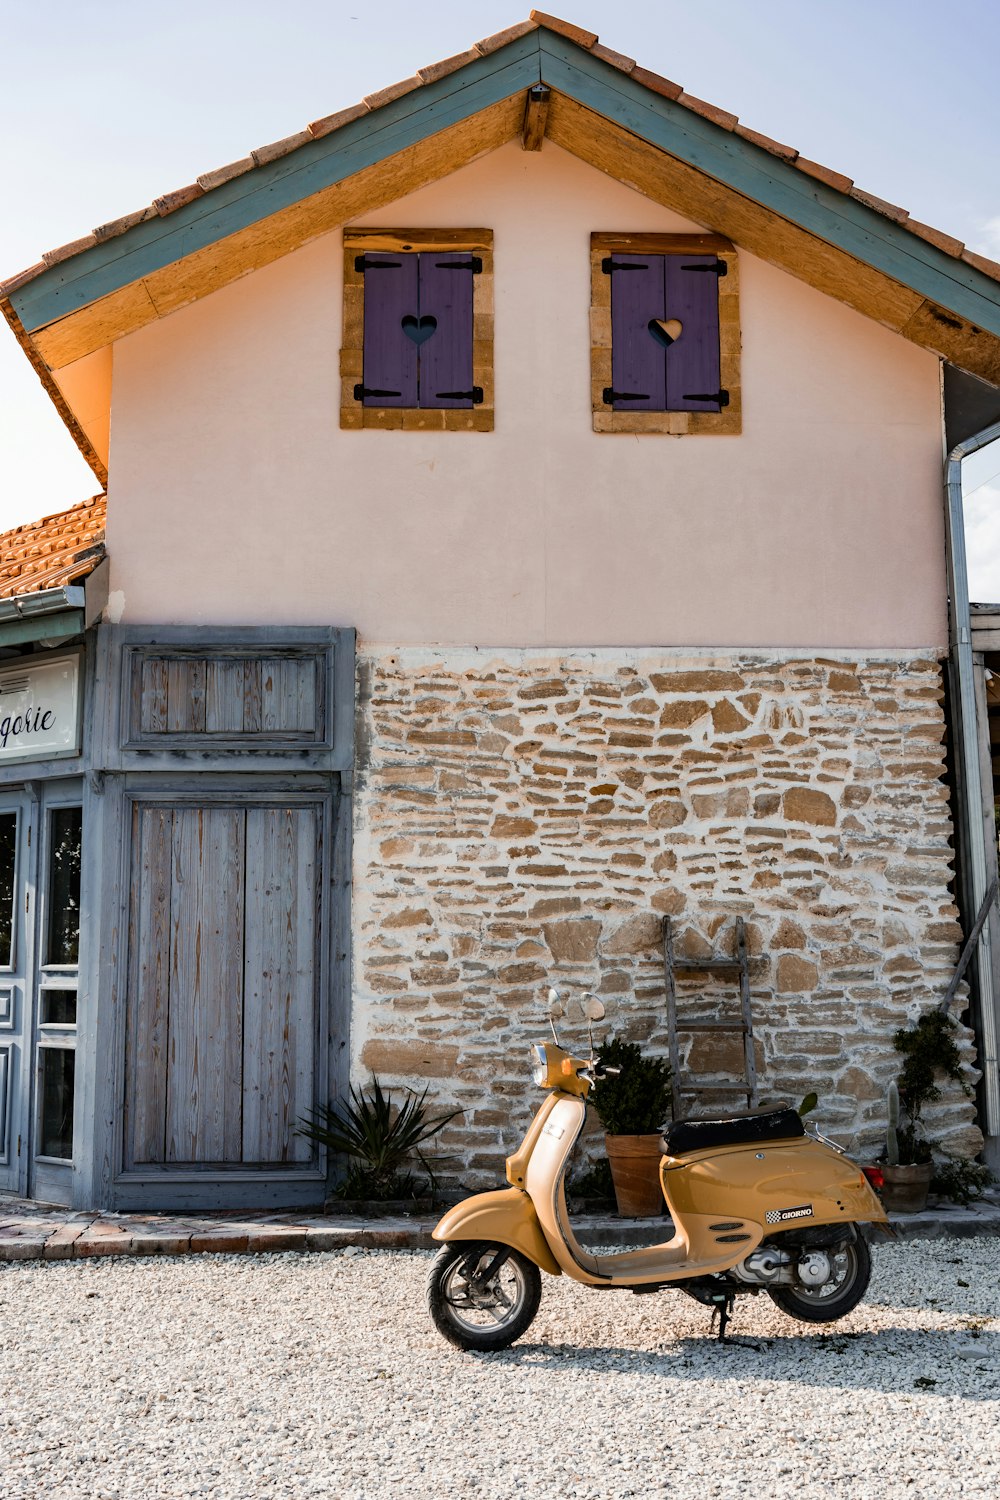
[881,1162,932,1214]
[604,1134,666,1217]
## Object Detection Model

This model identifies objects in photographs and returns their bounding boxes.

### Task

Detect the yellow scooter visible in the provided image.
[428,994,887,1351]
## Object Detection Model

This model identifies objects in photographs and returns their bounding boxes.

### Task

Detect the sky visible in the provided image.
[2,0,1000,594]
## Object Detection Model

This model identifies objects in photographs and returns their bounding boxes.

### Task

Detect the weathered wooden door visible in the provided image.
[123,795,325,1172]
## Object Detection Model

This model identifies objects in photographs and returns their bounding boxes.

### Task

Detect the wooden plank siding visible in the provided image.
[242,807,318,1163]
[125,648,327,750]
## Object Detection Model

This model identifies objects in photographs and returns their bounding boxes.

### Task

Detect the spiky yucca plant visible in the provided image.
[297,1076,459,1201]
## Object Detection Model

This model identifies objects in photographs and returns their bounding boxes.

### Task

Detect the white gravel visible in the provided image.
[0,1237,997,1500]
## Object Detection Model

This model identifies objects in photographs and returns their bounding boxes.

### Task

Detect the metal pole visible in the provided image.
[945,418,1000,1139]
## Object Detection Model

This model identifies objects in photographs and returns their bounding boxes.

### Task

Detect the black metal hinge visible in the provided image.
[353,385,402,401]
[436,387,484,403]
[683,389,730,406]
[681,259,727,277]
[601,258,649,274]
[603,388,650,404]
[354,256,403,272]
[434,258,482,273]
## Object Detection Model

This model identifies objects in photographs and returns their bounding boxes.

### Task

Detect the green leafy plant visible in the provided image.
[797,1092,819,1118]
[930,1157,995,1206]
[884,1011,976,1176]
[589,1039,672,1136]
[297,1076,459,1201]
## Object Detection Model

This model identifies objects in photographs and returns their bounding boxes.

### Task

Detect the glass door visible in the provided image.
[30,794,81,1204]
[0,792,35,1196]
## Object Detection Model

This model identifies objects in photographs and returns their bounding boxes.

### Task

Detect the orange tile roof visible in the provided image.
[0,495,106,601]
[1,9,997,300]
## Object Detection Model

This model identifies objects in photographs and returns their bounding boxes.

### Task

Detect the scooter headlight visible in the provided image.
[530,1044,549,1086]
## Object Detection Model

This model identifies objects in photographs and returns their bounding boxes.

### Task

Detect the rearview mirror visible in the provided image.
[583,997,605,1023]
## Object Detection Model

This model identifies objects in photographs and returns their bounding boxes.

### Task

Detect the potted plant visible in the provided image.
[590,1038,672,1218]
[881,1080,933,1213]
[879,1010,974,1214]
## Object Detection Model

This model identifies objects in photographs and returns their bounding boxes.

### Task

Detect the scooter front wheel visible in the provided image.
[768,1233,872,1324]
[427,1240,542,1352]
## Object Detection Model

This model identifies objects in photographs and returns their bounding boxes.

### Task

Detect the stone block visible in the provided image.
[649,797,688,829]
[602,912,662,955]
[542,919,602,962]
[361,1039,460,1077]
[783,788,837,826]
[776,954,819,992]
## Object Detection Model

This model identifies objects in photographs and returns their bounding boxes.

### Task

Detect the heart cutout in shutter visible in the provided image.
[647,318,683,348]
[401,314,438,345]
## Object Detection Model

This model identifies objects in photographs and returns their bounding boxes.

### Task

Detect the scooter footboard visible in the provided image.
[432,1187,563,1277]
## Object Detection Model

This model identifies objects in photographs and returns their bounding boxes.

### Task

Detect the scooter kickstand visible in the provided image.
[710,1295,766,1352]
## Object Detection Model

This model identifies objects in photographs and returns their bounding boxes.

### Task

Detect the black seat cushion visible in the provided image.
[662,1107,805,1157]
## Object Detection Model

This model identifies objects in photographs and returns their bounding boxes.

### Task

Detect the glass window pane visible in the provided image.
[0,811,15,967]
[46,807,82,966]
[39,1048,75,1159]
[40,989,77,1026]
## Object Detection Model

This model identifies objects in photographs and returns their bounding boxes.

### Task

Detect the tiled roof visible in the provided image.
[0,495,106,600]
[1,9,997,300]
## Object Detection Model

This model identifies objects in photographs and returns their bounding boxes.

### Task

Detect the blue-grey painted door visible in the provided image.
[0,791,35,1196]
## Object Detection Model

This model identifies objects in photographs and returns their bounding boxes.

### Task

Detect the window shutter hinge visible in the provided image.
[681,259,727,277]
[434,258,482,273]
[601,258,649,274]
[435,387,483,404]
[354,256,403,273]
[683,389,730,406]
[603,388,650,405]
[354,385,403,401]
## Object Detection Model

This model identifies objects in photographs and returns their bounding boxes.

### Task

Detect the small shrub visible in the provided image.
[297,1076,458,1201]
[569,1157,614,1200]
[930,1157,995,1206]
[590,1038,672,1136]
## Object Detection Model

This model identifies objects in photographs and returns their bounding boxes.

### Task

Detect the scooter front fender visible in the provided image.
[432,1187,563,1277]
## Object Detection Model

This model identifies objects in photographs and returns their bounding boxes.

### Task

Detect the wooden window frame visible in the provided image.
[590,233,741,436]
[341,228,494,433]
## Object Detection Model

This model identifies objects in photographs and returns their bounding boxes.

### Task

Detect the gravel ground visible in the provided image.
[0,1238,997,1500]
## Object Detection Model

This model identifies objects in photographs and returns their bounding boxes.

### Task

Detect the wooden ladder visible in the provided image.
[662,914,759,1120]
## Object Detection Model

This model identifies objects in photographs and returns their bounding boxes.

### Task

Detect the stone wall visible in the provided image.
[351,648,982,1190]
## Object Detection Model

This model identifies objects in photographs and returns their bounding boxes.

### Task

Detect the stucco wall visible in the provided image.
[352,646,981,1189]
[107,141,946,649]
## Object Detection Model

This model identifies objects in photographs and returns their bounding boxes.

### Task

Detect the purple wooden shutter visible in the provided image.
[664,255,723,412]
[417,253,475,409]
[360,253,418,407]
[609,255,665,410]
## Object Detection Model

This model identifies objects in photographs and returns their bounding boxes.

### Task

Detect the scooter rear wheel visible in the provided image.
[768,1233,872,1324]
[427,1240,542,1352]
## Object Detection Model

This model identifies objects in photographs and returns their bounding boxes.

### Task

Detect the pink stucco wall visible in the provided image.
[106,140,946,649]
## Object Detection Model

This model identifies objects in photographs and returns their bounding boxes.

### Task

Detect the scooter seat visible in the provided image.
[662,1106,805,1157]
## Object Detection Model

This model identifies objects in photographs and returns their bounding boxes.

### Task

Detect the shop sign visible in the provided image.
[0,654,82,765]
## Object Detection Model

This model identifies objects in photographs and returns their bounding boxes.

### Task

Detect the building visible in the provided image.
[2,12,999,1210]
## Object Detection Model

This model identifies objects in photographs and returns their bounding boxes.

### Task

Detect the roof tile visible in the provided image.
[308,101,370,140]
[676,93,738,131]
[528,10,597,47]
[42,234,98,268]
[417,47,483,85]
[734,123,797,162]
[92,205,157,243]
[590,42,636,73]
[630,65,684,102]
[363,75,422,111]
[154,184,205,216]
[197,156,256,191]
[795,156,854,194]
[473,19,539,55]
[252,131,314,168]
[0,496,106,602]
[850,187,908,223]
[962,248,1000,281]
[905,218,965,259]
